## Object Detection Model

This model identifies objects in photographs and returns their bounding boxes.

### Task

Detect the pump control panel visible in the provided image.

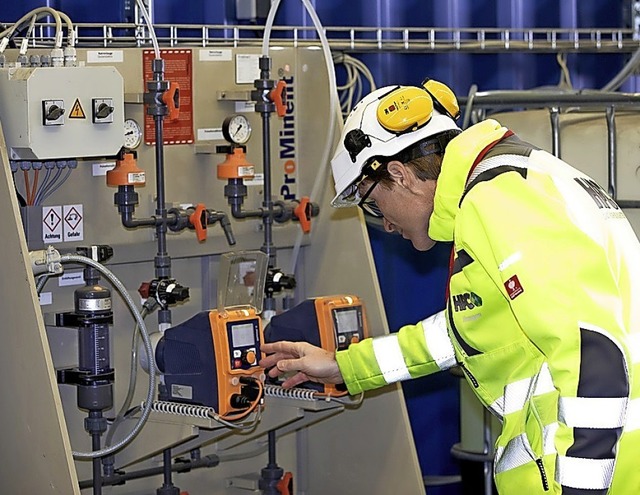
[216,309,261,371]
[265,295,369,396]
[315,295,367,351]
[156,307,264,417]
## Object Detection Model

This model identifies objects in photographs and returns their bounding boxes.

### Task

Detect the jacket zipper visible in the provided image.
[535,458,550,491]
[457,361,479,388]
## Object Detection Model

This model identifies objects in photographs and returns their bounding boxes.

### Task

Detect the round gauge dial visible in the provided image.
[123,118,142,149]
[222,114,252,145]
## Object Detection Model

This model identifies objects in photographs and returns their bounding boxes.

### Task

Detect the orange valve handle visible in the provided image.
[293,196,312,234]
[277,472,293,495]
[189,203,207,242]
[270,79,287,117]
[162,81,180,122]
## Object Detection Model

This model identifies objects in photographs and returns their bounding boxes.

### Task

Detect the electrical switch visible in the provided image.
[92,98,115,124]
[42,100,65,126]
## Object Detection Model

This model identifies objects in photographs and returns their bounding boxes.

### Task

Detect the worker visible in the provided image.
[260,79,640,494]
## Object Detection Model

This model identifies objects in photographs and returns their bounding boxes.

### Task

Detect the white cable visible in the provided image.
[18,15,37,55]
[289,0,342,276]
[601,46,640,91]
[105,305,152,448]
[135,0,160,59]
[264,384,318,401]
[57,10,75,46]
[0,7,63,51]
[261,0,283,57]
[151,400,216,419]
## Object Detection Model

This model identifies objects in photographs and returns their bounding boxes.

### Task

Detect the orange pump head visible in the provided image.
[217,146,256,180]
[107,152,146,187]
[264,295,369,397]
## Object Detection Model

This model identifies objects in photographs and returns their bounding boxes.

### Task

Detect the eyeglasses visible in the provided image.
[357,177,384,217]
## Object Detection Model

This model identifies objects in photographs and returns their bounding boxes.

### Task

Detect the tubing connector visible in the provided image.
[29,245,63,276]
[251,55,288,116]
[139,278,189,309]
[144,58,170,118]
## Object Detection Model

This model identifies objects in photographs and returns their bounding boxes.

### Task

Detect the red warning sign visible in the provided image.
[143,49,194,146]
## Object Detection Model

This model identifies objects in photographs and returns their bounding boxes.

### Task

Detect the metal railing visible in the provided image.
[461,90,640,208]
[3,22,640,53]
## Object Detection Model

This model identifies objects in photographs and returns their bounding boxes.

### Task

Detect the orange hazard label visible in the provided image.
[69,99,86,119]
[143,49,194,145]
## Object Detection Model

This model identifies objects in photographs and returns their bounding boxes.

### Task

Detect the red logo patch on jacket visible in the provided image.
[504,275,524,300]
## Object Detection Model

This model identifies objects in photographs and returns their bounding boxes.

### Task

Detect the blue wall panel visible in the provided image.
[367,227,461,495]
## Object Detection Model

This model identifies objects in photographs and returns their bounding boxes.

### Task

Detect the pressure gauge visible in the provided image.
[222,114,252,145]
[123,118,142,149]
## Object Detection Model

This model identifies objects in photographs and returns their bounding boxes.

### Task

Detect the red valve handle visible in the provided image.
[294,196,312,234]
[189,203,207,242]
[269,79,287,117]
[277,472,293,495]
[162,81,181,122]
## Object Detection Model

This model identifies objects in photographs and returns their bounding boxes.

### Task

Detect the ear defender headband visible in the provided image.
[375,79,460,134]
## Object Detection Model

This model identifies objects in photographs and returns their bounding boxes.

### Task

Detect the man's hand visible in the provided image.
[259,341,344,389]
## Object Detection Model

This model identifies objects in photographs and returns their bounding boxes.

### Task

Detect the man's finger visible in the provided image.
[276,357,305,374]
[259,353,286,369]
[261,341,297,355]
[267,365,284,378]
[282,372,311,389]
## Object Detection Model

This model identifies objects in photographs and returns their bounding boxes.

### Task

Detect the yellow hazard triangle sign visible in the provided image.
[69,98,86,119]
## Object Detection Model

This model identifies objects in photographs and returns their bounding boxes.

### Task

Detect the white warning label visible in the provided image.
[42,206,63,243]
[63,204,84,241]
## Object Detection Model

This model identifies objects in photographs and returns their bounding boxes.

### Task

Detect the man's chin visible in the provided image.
[410,238,436,252]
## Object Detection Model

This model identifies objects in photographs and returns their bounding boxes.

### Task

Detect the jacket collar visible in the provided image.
[429,119,510,242]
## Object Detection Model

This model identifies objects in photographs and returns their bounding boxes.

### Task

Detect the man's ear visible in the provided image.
[387,160,411,188]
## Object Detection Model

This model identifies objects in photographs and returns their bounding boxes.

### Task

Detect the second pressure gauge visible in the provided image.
[123,118,142,149]
[222,114,252,145]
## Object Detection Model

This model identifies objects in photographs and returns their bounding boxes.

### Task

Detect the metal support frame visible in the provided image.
[459,90,640,208]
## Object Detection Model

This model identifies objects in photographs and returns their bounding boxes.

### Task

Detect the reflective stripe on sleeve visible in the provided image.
[559,397,626,429]
[557,456,615,490]
[626,397,640,431]
[421,311,456,370]
[494,422,558,474]
[490,362,555,417]
[628,333,640,364]
[371,334,411,384]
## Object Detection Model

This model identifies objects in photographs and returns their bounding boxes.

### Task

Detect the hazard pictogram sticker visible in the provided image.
[64,206,82,230]
[42,206,63,243]
[63,204,84,241]
[69,98,86,119]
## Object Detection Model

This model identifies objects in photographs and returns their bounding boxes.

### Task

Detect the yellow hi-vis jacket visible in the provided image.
[335,119,640,494]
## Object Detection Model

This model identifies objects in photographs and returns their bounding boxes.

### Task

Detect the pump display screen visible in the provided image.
[231,323,255,347]
[334,308,361,334]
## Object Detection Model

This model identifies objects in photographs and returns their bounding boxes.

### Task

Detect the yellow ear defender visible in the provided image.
[376,86,434,134]
[376,79,460,135]
[422,78,461,120]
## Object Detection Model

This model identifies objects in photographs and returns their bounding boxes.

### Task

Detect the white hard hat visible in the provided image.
[330,82,461,208]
